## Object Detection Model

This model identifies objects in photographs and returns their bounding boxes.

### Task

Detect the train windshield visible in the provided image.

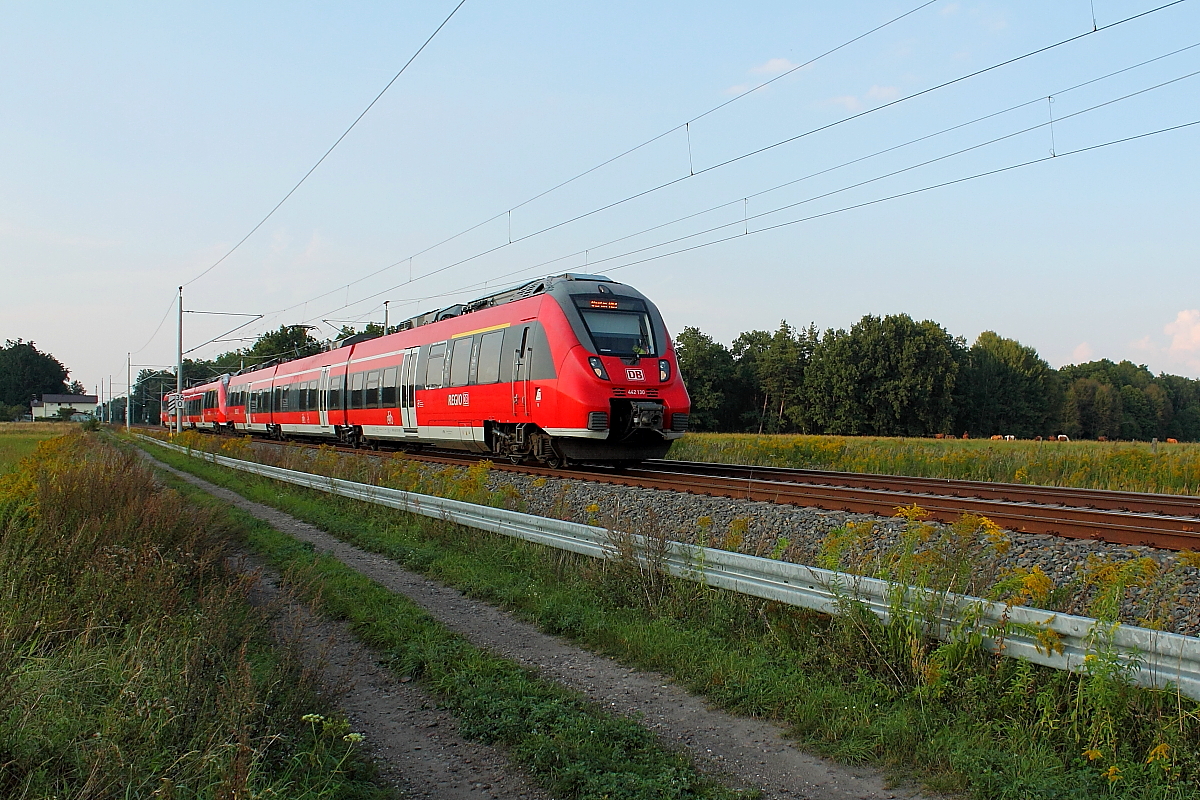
[573,295,657,357]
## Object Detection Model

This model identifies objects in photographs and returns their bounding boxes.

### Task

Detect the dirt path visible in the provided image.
[144,449,932,800]
[248,563,551,800]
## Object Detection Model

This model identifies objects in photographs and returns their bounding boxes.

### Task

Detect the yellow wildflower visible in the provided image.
[1083,749,1102,762]
[1102,765,1122,784]
[1146,743,1171,764]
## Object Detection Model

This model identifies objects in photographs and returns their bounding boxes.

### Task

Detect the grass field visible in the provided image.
[0,421,76,469]
[668,433,1200,495]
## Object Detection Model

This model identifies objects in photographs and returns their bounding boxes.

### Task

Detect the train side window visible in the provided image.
[476,331,503,384]
[306,381,316,411]
[350,372,365,409]
[382,367,398,407]
[365,371,381,409]
[329,375,342,410]
[449,337,472,387]
[425,343,446,389]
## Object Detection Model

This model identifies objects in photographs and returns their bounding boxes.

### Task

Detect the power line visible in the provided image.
[247,1,946,324]
[260,0,1188,334]
[182,0,469,288]
[562,66,1200,274]
[130,295,177,355]
[281,53,1200,327]
[595,119,1200,276]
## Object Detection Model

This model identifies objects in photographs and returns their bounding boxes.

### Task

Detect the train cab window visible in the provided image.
[365,371,381,409]
[350,372,365,409]
[449,337,473,387]
[425,343,446,389]
[476,331,503,385]
[573,295,657,357]
[382,367,398,407]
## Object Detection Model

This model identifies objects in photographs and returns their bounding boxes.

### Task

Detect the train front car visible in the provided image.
[520,274,689,464]
[348,272,689,466]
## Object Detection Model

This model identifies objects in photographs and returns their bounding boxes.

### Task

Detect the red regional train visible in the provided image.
[163,273,690,465]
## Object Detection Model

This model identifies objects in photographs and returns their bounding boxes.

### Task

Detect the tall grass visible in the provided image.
[0,433,386,799]
[669,433,1200,494]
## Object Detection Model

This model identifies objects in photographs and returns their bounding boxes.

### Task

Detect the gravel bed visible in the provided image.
[471,468,1200,638]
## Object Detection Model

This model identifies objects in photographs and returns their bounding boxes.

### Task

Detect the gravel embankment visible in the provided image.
[481,469,1200,638]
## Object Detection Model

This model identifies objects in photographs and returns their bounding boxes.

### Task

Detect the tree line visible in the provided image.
[0,339,86,421]
[676,316,1200,442]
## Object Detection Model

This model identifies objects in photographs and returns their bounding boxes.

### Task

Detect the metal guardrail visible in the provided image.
[139,435,1200,701]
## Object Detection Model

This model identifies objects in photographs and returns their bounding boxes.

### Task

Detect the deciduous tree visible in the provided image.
[0,339,69,408]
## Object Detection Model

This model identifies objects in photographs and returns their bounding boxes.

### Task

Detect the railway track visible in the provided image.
[138,427,1200,551]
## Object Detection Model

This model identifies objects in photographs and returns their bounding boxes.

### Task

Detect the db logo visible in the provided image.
[625,369,645,381]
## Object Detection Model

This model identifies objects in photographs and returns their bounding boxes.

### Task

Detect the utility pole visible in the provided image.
[176,286,184,435]
[384,300,389,335]
[126,353,131,432]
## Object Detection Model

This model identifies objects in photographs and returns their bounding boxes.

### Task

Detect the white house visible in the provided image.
[32,393,99,419]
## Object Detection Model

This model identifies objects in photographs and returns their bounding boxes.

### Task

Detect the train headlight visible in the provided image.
[588,356,609,380]
[658,359,671,382]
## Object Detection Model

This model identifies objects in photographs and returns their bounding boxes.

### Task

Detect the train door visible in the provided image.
[400,346,419,431]
[510,326,531,418]
[318,367,331,430]
[249,380,268,431]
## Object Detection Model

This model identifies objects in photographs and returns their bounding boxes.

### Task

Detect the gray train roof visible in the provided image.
[395,273,625,332]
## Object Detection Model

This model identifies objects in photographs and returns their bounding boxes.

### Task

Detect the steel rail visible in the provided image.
[612,465,1200,550]
[649,459,1200,516]
[139,427,1200,550]
[137,434,1200,702]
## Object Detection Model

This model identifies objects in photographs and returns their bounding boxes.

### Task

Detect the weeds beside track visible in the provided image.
[138,432,1200,800]
[0,432,388,799]
[669,434,1200,496]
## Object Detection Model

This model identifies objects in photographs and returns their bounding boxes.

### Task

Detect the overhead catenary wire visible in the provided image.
[287,53,1200,333]
[245,0,947,326]
[180,0,469,288]
[192,115,1200,365]
[279,58,1200,331]
[250,0,1188,340]
[536,66,1200,276]
[590,119,1200,277]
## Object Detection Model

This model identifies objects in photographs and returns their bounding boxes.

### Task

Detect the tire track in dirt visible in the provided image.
[247,563,552,800]
[143,449,932,800]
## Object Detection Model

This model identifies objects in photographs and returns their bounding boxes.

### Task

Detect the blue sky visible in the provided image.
[2,1,1198,396]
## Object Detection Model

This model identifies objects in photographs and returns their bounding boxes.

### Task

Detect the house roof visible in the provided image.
[37,394,99,404]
